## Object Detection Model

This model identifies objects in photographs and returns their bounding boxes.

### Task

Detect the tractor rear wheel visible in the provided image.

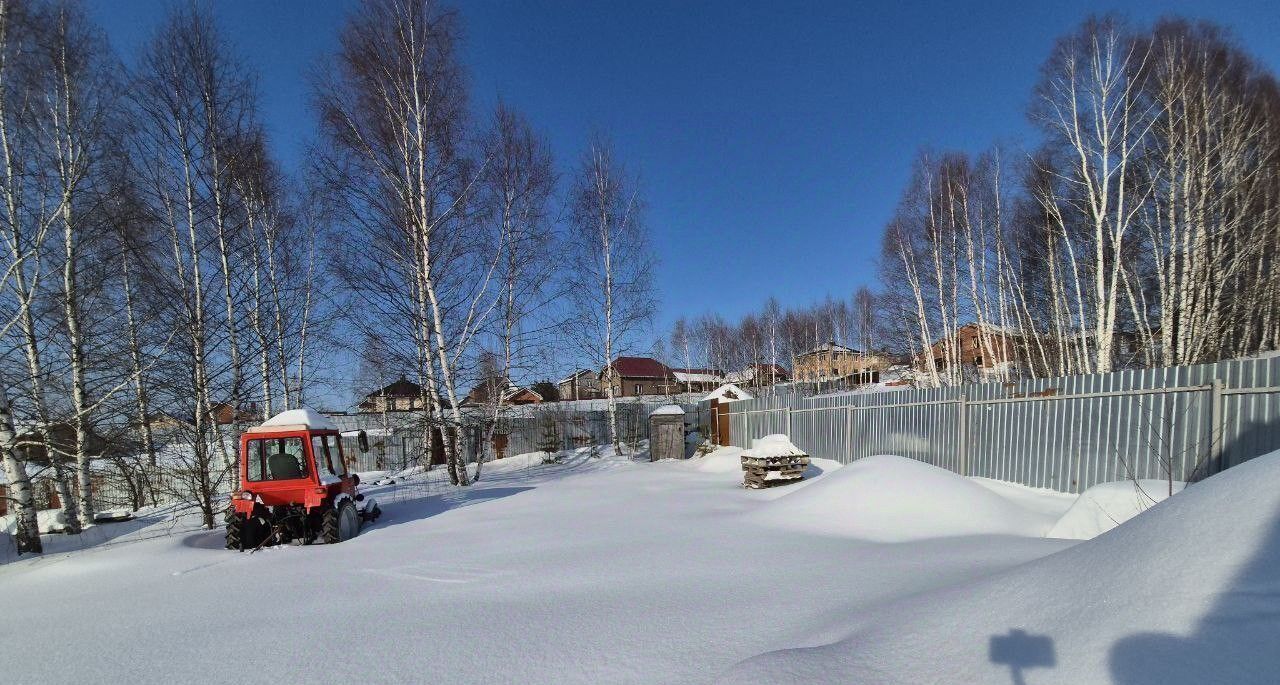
[322,501,359,544]
[226,512,264,551]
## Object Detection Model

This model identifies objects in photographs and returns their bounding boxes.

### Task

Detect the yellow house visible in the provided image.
[793,342,889,382]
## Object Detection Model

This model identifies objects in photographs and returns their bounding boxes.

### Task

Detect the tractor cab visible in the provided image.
[226,408,380,550]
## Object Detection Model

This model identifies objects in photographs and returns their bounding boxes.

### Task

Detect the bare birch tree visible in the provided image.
[472,102,554,480]
[316,0,502,485]
[30,0,125,524]
[669,317,693,394]
[0,0,48,549]
[1030,17,1158,374]
[128,6,267,524]
[564,135,654,453]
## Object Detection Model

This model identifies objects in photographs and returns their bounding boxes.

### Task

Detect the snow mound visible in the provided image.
[1048,478,1186,540]
[722,450,1280,684]
[691,446,747,474]
[749,455,1060,541]
[1,508,70,535]
[971,477,1077,522]
[259,407,336,430]
[650,404,685,416]
[747,434,806,458]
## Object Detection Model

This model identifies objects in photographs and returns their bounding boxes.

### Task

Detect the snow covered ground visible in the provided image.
[2,446,1275,684]
[724,452,1280,684]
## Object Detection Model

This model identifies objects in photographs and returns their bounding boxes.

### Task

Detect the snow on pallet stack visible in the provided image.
[741,434,810,489]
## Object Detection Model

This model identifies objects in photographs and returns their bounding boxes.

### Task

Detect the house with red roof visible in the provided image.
[596,357,789,397]
[461,378,544,407]
[601,356,679,397]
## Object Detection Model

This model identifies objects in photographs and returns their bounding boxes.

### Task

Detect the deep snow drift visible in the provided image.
[749,454,1068,541]
[1048,478,1185,540]
[2,447,1072,684]
[723,450,1280,684]
[7,445,1266,684]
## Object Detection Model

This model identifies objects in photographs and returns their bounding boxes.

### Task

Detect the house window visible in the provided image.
[634,384,642,395]
[974,356,984,367]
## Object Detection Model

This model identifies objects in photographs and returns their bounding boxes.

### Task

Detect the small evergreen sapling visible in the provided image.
[538,418,562,464]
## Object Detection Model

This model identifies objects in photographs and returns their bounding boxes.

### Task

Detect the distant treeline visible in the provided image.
[669,16,1280,389]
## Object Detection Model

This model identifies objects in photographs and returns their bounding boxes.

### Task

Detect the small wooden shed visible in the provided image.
[649,405,686,461]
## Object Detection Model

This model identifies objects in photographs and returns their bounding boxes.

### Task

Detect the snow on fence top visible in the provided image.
[650,404,686,417]
[259,407,337,431]
[748,434,806,459]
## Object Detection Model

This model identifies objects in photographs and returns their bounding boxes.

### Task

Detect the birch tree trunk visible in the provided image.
[1,391,40,554]
[0,0,49,551]
[120,244,158,469]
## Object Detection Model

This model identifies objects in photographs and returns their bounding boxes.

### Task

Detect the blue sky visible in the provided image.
[88,0,1280,339]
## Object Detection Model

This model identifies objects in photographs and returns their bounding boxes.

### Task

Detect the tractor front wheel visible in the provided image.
[322,501,360,544]
[226,512,265,551]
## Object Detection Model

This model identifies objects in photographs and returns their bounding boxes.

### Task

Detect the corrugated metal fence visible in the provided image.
[726,356,1280,493]
[332,400,684,471]
[85,399,692,511]
[492,401,708,462]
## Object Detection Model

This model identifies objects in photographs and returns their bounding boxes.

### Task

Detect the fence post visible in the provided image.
[958,394,969,476]
[846,405,854,463]
[785,406,792,437]
[1208,378,1224,476]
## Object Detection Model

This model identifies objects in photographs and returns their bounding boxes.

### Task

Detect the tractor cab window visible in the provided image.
[245,437,309,482]
[311,435,345,478]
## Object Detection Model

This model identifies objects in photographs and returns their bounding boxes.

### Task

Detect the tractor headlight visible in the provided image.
[239,491,254,501]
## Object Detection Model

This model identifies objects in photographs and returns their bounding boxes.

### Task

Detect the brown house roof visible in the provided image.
[464,378,545,406]
[558,369,596,384]
[365,375,423,399]
[750,363,790,378]
[605,357,671,378]
[504,387,543,404]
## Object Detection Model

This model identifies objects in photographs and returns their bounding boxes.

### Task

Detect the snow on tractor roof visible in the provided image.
[256,407,337,432]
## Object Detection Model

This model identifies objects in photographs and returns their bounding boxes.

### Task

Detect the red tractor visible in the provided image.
[226,408,381,550]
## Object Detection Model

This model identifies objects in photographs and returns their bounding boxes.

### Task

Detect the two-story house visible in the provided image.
[925,323,1019,376]
[601,357,677,397]
[793,342,889,382]
[357,375,426,413]
[557,369,602,401]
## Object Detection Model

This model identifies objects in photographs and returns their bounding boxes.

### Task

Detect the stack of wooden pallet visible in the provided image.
[741,434,810,489]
